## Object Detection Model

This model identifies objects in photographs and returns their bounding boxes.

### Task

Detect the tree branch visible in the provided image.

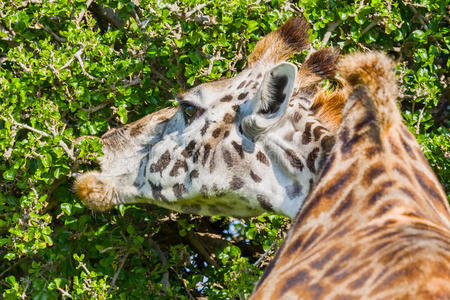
[107,251,130,296]
[148,238,170,293]
[322,20,342,46]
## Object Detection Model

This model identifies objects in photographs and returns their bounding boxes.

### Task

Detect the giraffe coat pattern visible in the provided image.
[74,16,450,299]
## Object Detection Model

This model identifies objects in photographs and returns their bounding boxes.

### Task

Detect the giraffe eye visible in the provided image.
[183,105,197,118]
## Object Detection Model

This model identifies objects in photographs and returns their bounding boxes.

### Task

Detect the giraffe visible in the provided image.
[250,53,450,299]
[73,16,450,299]
[74,16,347,218]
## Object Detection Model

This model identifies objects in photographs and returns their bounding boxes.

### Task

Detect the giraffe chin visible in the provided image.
[74,171,116,212]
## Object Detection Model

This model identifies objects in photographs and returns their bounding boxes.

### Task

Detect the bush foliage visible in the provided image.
[0,0,448,299]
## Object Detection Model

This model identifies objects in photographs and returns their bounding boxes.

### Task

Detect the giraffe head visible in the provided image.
[74,17,346,218]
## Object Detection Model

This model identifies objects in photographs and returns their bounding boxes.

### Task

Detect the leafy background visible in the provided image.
[0,0,448,299]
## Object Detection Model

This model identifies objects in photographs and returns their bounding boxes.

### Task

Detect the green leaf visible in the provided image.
[61,203,72,216]
[3,169,16,181]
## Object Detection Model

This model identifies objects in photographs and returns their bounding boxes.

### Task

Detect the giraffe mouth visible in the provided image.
[74,171,117,211]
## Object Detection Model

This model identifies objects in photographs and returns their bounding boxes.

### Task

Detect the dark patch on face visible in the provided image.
[362,162,386,186]
[237,92,249,100]
[399,187,415,199]
[256,73,262,79]
[189,169,199,179]
[223,130,230,138]
[150,150,171,173]
[414,168,444,202]
[348,269,373,290]
[237,80,246,89]
[323,166,355,198]
[252,82,259,89]
[202,144,212,166]
[332,190,354,218]
[256,151,270,166]
[281,270,310,293]
[306,147,319,173]
[193,148,200,163]
[223,113,235,124]
[172,183,187,198]
[245,80,253,87]
[231,141,244,159]
[230,176,244,190]
[292,111,302,122]
[200,185,209,197]
[310,247,338,269]
[286,183,302,200]
[222,150,233,168]
[139,153,149,178]
[321,135,335,154]
[285,148,304,170]
[149,181,167,202]
[250,170,262,183]
[200,121,210,135]
[129,122,146,137]
[284,131,294,141]
[207,149,215,172]
[212,128,221,138]
[182,140,196,158]
[169,159,188,176]
[313,125,326,141]
[257,194,273,211]
[220,95,233,102]
[232,104,240,112]
[309,178,314,192]
[400,136,416,160]
[302,122,313,144]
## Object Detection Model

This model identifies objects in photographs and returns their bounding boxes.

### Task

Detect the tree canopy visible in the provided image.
[0,0,448,299]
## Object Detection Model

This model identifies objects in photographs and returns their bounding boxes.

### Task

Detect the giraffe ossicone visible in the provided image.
[75,16,343,218]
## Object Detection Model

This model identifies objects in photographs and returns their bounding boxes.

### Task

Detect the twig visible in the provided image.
[1,115,51,138]
[409,5,428,30]
[76,0,94,25]
[253,240,277,267]
[148,238,170,293]
[74,50,102,82]
[170,267,195,300]
[107,251,130,296]
[57,287,73,299]
[58,48,84,71]
[415,106,426,135]
[38,22,67,42]
[185,3,207,18]
[322,20,342,46]
[81,99,112,113]
[1,115,75,160]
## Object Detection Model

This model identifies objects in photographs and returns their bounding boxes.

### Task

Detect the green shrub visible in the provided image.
[0,0,448,298]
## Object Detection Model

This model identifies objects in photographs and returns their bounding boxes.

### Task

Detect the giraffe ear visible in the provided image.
[256,62,297,116]
[241,62,297,141]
